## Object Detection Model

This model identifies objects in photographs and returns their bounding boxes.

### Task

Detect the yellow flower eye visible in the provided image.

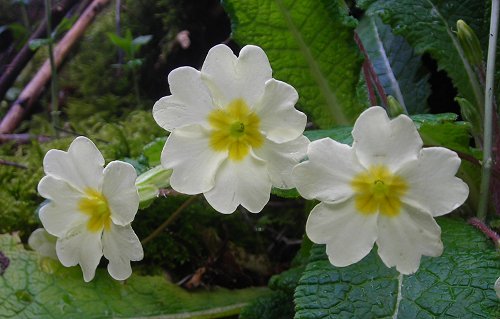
[208,98,264,161]
[351,165,408,217]
[78,188,112,232]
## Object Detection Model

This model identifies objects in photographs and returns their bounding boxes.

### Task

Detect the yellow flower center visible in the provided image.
[208,98,264,161]
[350,165,408,217]
[78,188,112,232]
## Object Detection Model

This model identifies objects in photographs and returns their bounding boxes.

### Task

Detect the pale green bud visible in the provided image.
[456,20,483,66]
[456,97,482,134]
[136,165,172,203]
[387,95,405,117]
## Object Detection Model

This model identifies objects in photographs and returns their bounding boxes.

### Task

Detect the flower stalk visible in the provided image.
[141,195,198,245]
[478,0,499,221]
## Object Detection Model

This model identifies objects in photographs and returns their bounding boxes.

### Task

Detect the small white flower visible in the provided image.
[38,136,143,282]
[292,106,469,274]
[153,44,309,214]
[28,228,57,260]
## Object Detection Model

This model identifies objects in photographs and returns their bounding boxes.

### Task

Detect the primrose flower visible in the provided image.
[38,136,143,282]
[292,106,469,274]
[153,44,309,214]
[28,228,57,260]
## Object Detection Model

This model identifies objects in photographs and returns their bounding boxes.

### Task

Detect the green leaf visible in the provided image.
[28,38,51,51]
[356,16,431,114]
[0,233,268,318]
[419,121,472,154]
[294,218,500,318]
[143,137,167,166]
[222,0,366,127]
[132,34,152,47]
[304,126,353,145]
[358,0,486,110]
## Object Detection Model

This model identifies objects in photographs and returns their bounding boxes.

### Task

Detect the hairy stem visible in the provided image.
[478,0,499,220]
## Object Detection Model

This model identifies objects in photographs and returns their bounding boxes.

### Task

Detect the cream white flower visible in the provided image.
[153,44,309,214]
[38,136,143,282]
[28,228,57,260]
[292,106,469,274]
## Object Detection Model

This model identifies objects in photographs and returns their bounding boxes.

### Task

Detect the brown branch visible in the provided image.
[0,133,52,144]
[0,0,111,134]
[0,0,80,101]
[0,159,28,169]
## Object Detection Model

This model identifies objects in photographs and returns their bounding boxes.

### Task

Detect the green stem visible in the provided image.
[141,195,198,245]
[132,67,140,106]
[44,0,59,137]
[478,0,499,220]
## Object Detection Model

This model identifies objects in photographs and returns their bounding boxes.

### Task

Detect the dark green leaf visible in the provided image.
[356,16,431,114]
[223,0,366,127]
[28,38,52,51]
[358,0,486,111]
[294,218,500,318]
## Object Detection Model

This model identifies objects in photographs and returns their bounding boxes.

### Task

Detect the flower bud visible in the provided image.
[387,95,405,117]
[457,20,483,67]
[136,165,172,203]
[456,97,482,134]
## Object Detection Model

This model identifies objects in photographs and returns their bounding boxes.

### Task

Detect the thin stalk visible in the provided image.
[132,67,140,106]
[44,0,60,136]
[141,195,198,245]
[478,0,499,220]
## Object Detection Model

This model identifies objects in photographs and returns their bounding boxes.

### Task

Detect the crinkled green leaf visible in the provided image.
[358,0,486,110]
[304,126,353,145]
[356,16,431,114]
[240,290,294,319]
[0,233,268,318]
[294,218,500,318]
[222,0,366,127]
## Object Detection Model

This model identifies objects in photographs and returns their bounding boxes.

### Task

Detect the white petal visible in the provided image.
[102,161,139,226]
[38,176,87,237]
[55,224,103,282]
[201,44,272,107]
[254,79,306,143]
[38,175,82,206]
[162,125,226,194]
[254,135,309,189]
[376,205,443,275]
[352,106,422,171]
[43,136,104,191]
[306,200,378,267]
[28,228,58,260]
[398,147,469,217]
[102,224,143,281]
[204,155,272,214]
[152,67,214,131]
[292,138,362,202]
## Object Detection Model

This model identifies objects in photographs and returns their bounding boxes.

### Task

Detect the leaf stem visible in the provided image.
[478,0,499,220]
[141,195,198,245]
[44,0,60,137]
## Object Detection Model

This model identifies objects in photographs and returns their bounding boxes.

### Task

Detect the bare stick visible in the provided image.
[0,0,111,134]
